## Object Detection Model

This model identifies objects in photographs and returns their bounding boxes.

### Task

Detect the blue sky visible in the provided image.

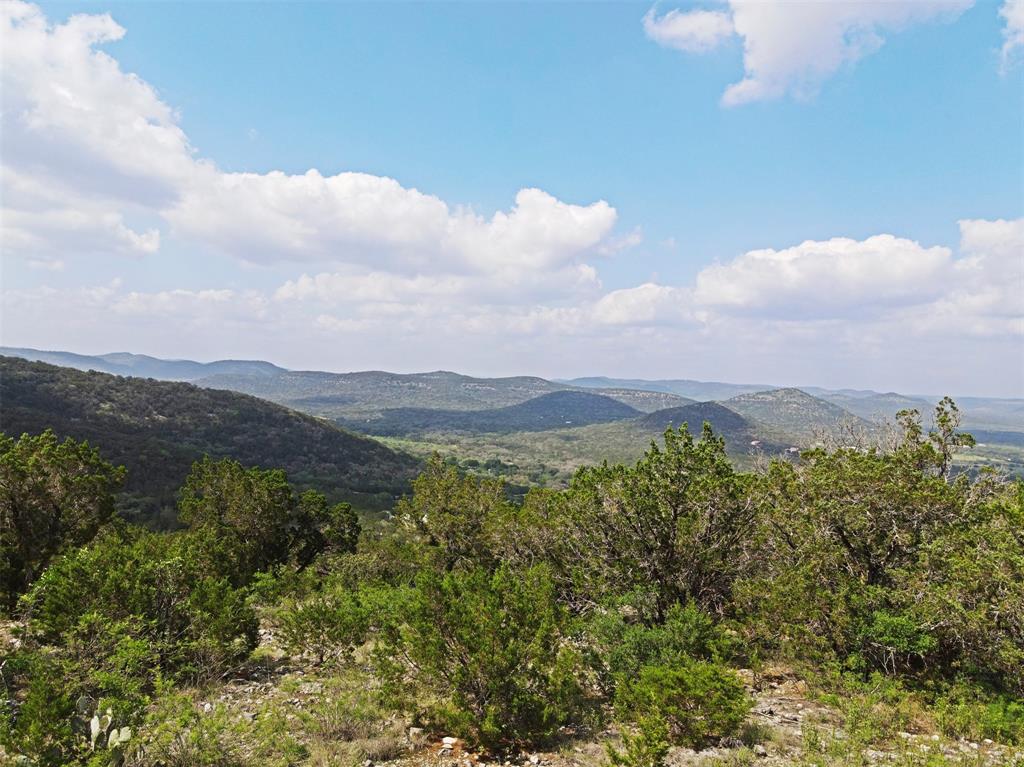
[2,1,1023,395]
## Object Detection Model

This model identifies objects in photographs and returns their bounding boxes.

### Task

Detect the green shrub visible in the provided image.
[21,527,257,679]
[587,600,740,691]
[276,586,369,664]
[0,429,125,610]
[605,716,670,767]
[853,610,938,675]
[374,564,587,749]
[615,662,750,749]
[934,682,1024,745]
[0,649,76,765]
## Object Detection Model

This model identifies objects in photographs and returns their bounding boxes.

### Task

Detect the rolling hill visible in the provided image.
[0,357,420,528]
[561,376,772,402]
[5,346,1021,446]
[635,401,793,454]
[637,401,751,434]
[723,388,866,442]
[346,391,641,436]
[591,388,695,412]
[193,369,572,418]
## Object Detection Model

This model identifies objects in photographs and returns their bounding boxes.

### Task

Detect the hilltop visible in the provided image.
[194,369,571,418]
[348,390,641,436]
[0,346,285,381]
[637,401,751,435]
[590,388,695,412]
[0,357,419,527]
[562,375,771,402]
[724,388,866,442]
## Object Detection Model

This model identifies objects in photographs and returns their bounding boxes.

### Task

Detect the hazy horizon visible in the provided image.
[5,343,1022,403]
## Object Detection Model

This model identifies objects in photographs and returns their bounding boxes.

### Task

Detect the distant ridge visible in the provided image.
[347,391,641,436]
[0,346,285,381]
[4,346,1021,434]
[195,369,572,418]
[561,376,771,402]
[724,388,865,442]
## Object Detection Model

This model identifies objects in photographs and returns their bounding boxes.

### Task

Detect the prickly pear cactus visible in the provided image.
[80,702,131,765]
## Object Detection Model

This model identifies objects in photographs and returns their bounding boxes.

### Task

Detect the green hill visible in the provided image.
[346,390,640,436]
[635,401,791,454]
[812,390,933,422]
[0,357,420,528]
[637,401,750,434]
[592,388,695,412]
[723,388,865,443]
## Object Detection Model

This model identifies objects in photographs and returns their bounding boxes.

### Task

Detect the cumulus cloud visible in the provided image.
[644,1,974,105]
[693,234,955,318]
[1,1,620,282]
[1002,0,1024,68]
[4,217,1021,394]
[690,220,1023,346]
[642,7,734,53]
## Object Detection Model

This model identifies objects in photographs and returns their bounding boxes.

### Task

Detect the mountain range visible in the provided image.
[2,347,1021,491]
[5,346,1019,431]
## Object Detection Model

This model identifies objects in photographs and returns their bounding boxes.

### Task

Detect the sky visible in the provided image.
[1,0,1022,396]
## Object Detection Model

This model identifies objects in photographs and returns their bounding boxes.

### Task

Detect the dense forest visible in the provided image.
[0,357,420,526]
[1,391,1021,766]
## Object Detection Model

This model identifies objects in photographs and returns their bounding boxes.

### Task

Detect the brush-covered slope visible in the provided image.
[632,400,792,454]
[197,369,571,418]
[347,391,641,436]
[592,388,695,412]
[723,388,865,442]
[637,401,751,435]
[0,357,419,527]
[812,390,933,423]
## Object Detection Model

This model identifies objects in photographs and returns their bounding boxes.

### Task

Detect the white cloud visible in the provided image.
[691,219,1022,342]
[592,283,693,325]
[274,270,468,304]
[1002,0,1024,68]
[642,7,734,53]
[693,234,954,317]
[1,1,618,285]
[644,1,974,105]
[4,218,1021,395]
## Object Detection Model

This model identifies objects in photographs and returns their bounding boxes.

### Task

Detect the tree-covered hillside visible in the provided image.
[346,391,642,436]
[0,357,419,527]
[195,369,573,418]
[723,388,867,442]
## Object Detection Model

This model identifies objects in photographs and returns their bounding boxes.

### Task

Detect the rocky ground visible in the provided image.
[197,627,1021,767]
[2,620,1021,766]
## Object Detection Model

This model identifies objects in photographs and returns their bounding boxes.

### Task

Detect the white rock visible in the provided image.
[753,744,768,757]
[442,736,460,746]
